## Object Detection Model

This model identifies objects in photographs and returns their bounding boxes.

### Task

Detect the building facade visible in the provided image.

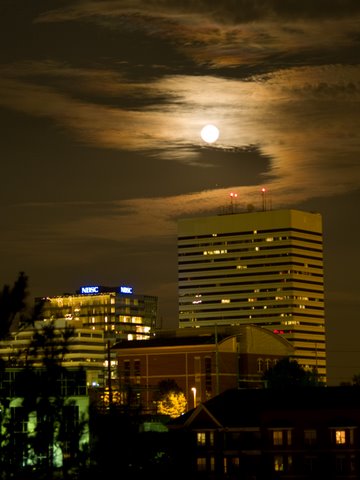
[178,209,326,381]
[12,284,159,387]
[37,284,158,342]
[114,325,294,414]
[168,386,360,479]
[0,319,107,387]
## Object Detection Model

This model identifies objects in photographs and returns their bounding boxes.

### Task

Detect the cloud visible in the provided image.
[36,1,360,24]
[1,2,359,253]
[1,60,359,188]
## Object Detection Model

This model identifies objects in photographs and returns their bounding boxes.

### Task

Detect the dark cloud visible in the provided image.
[0,0,359,385]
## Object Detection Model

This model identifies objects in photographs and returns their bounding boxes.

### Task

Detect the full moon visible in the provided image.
[200,124,220,144]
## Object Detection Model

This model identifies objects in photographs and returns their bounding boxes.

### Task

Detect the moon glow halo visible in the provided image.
[200,124,220,144]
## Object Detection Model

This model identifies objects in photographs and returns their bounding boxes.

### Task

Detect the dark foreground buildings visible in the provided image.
[168,386,360,479]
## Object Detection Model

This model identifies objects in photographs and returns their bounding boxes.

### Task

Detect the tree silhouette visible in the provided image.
[0,272,44,340]
[263,357,322,389]
[0,274,89,479]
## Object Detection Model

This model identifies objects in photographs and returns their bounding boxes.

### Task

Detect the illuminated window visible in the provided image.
[273,431,283,445]
[257,358,263,373]
[336,430,346,445]
[197,432,206,445]
[304,429,317,445]
[221,299,230,304]
[210,456,215,471]
[272,429,292,446]
[274,455,284,471]
[197,457,206,471]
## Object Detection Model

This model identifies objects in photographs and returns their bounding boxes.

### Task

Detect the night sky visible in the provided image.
[1,1,359,385]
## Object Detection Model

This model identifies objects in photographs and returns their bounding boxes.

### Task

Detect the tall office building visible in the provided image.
[178,209,326,381]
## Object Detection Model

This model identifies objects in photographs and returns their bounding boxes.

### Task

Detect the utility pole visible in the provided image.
[107,340,113,408]
[261,187,267,211]
[215,323,220,395]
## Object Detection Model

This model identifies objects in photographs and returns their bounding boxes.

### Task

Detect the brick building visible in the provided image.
[113,325,293,413]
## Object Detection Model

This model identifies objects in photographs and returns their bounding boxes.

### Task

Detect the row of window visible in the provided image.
[196,428,354,448]
[197,453,357,474]
[178,229,322,243]
[186,300,324,311]
[179,278,324,291]
[179,310,324,321]
[196,428,357,473]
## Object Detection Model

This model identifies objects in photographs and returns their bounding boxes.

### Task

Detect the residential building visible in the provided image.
[168,386,360,479]
[113,325,294,413]
[178,209,326,382]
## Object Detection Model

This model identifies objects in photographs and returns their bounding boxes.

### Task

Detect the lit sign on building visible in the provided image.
[120,286,133,294]
[81,286,99,294]
[79,285,133,295]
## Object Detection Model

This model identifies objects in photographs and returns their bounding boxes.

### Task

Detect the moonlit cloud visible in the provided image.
[1,0,360,383]
[1,59,358,208]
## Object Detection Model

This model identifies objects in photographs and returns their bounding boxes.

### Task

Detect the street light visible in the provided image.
[191,387,197,408]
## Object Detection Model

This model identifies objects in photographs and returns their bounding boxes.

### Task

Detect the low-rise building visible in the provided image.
[113,325,294,413]
[0,319,108,387]
[168,386,360,479]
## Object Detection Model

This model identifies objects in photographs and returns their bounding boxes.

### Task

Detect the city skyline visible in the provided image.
[0,1,359,385]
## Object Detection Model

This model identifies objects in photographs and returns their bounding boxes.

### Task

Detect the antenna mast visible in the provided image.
[229,192,238,213]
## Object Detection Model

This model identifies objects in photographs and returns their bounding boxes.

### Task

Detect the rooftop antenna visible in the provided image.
[229,192,238,213]
[261,187,267,211]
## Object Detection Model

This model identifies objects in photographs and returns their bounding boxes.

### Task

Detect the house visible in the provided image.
[167,386,360,479]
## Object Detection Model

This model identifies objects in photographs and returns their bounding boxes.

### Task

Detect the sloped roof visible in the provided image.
[113,324,293,353]
[169,386,360,429]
